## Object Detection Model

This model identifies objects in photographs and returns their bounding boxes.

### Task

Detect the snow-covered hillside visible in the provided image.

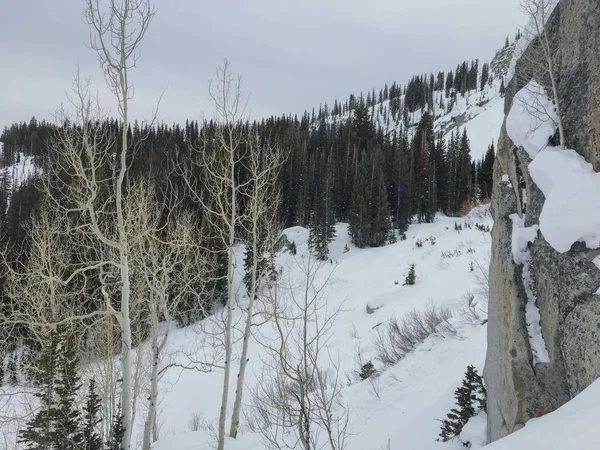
[147,209,494,450]
[332,79,505,164]
[0,152,36,189]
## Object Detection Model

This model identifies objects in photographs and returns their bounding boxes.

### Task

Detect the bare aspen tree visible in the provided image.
[182,60,249,450]
[229,133,285,439]
[249,256,349,450]
[124,183,211,450]
[80,2,156,447]
[517,0,565,148]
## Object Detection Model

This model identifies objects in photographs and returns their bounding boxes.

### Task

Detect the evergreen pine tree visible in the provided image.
[404,264,416,286]
[308,155,336,259]
[457,129,473,214]
[370,166,391,247]
[480,63,490,91]
[348,151,370,248]
[7,351,18,386]
[19,331,60,450]
[369,146,391,247]
[82,379,103,450]
[106,405,125,450]
[439,365,486,443]
[19,327,84,450]
[0,348,4,387]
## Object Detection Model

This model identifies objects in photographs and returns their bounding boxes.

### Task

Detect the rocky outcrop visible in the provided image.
[485,0,600,442]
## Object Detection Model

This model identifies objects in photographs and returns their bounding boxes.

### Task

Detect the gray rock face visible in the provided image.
[485,0,600,442]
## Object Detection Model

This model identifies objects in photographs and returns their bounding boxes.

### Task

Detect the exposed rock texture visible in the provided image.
[486,0,600,442]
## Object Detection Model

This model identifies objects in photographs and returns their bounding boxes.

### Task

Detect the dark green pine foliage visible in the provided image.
[439,365,487,443]
[243,235,270,294]
[82,379,103,450]
[308,155,336,260]
[480,63,490,91]
[19,327,84,450]
[19,332,60,449]
[457,129,473,214]
[349,151,370,248]
[7,351,18,385]
[433,134,448,213]
[413,112,437,223]
[368,147,391,247]
[478,142,495,200]
[395,134,414,233]
[0,348,4,386]
[106,404,125,450]
[404,264,416,286]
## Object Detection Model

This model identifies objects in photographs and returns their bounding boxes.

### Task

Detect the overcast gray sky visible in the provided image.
[0,0,526,131]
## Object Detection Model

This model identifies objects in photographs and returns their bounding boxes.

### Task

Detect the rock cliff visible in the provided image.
[485,0,600,442]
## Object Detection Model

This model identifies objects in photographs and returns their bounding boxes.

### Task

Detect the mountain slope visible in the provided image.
[150,209,493,450]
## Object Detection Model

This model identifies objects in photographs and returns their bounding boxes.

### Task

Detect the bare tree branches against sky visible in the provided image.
[0,0,525,129]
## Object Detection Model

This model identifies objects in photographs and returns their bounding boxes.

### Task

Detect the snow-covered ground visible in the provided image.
[147,209,494,450]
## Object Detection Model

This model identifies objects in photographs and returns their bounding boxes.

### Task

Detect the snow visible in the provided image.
[506,81,557,158]
[460,412,487,449]
[454,93,505,161]
[140,212,493,450]
[483,378,600,450]
[506,81,600,254]
[509,214,538,265]
[509,214,549,365]
[1,152,36,188]
[340,77,505,163]
[529,149,600,253]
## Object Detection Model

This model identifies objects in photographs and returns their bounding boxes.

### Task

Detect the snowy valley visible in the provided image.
[3,0,600,449]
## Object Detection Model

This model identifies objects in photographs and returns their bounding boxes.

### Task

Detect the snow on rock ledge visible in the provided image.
[509,214,538,265]
[506,81,558,159]
[507,82,600,254]
[529,149,600,253]
[510,214,549,365]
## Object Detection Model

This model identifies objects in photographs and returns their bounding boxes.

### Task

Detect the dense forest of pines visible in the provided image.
[0,57,497,346]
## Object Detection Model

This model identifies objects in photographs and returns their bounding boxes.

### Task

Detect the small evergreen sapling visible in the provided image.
[82,378,103,450]
[359,362,376,380]
[107,404,125,450]
[404,264,416,286]
[7,351,18,385]
[0,348,4,386]
[438,365,487,444]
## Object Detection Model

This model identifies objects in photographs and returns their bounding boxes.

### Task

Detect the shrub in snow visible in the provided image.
[359,361,376,380]
[459,293,486,325]
[415,239,424,248]
[366,304,380,315]
[430,236,436,246]
[438,365,486,445]
[374,304,455,366]
[343,244,350,254]
[287,241,297,255]
[441,250,462,259]
[404,264,416,285]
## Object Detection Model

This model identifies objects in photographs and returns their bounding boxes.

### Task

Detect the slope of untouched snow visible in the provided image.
[483,378,600,450]
[149,208,494,450]
[335,76,504,163]
[453,93,505,161]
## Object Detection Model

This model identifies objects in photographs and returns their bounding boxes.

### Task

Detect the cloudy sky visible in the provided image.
[0,0,526,130]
